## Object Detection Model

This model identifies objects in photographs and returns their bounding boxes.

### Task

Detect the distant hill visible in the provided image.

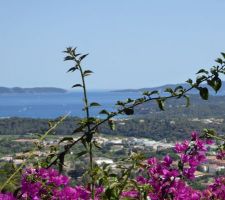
[113,81,225,96]
[0,87,67,94]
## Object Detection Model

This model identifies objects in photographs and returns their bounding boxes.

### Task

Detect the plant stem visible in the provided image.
[117,163,135,198]
[77,60,95,199]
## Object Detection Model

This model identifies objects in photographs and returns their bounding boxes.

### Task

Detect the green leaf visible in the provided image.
[73,126,84,133]
[104,188,114,198]
[207,78,222,93]
[149,90,159,95]
[108,120,115,131]
[199,87,209,100]
[90,102,101,107]
[64,56,74,61]
[196,75,207,85]
[58,153,65,172]
[164,88,174,95]
[143,91,151,96]
[63,47,72,53]
[0,170,7,174]
[59,137,74,144]
[76,150,88,158]
[72,84,82,88]
[93,141,101,149]
[156,99,164,110]
[67,67,78,73]
[116,101,125,106]
[83,70,93,77]
[110,182,121,189]
[215,58,223,64]
[143,90,159,97]
[81,138,88,149]
[174,86,184,94]
[221,52,225,59]
[87,117,98,124]
[126,98,134,103]
[183,95,190,107]
[69,48,76,56]
[186,78,193,85]
[79,54,89,61]
[210,67,217,74]
[86,133,93,143]
[196,69,209,74]
[99,109,109,115]
[75,150,87,158]
[135,97,147,104]
[214,78,222,93]
[178,160,183,171]
[123,108,134,115]
[109,173,118,177]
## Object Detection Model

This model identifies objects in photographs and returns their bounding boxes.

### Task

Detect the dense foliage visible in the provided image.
[2,98,225,141]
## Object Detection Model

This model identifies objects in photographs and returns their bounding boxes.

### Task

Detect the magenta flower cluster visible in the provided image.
[202,177,225,199]
[174,131,212,180]
[21,167,103,200]
[21,168,69,199]
[0,193,16,200]
[0,168,103,200]
[131,154,203,199]
[122,132,225,200]
[0,132,225,200]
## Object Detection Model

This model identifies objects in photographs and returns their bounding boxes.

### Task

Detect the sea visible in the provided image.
[0,91,141,119]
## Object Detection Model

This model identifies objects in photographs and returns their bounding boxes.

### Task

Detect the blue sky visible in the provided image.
[1,0,225,90]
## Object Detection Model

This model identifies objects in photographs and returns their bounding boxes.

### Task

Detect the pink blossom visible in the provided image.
[0,193,16,200]
[147,157,157,165]
[163,155,173,167]
[203,177,225,199]
[121,190,139,199]
[216,150,225,160]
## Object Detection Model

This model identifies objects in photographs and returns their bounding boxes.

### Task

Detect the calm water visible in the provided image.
[0,91,140,118]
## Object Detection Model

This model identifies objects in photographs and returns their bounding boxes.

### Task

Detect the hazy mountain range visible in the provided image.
[1,80,225,95]
[113,81,225,96]
[0,87,67,94]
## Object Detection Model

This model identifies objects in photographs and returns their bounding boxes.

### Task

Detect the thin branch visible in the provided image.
[0,113,69,192]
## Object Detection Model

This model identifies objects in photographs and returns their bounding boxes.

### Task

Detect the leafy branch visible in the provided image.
[0,114,69,192]
[64,47,95,198]
[48,49,225,166]
[46,48,225,199]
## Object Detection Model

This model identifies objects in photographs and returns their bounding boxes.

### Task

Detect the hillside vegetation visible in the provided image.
[1,94,225,141]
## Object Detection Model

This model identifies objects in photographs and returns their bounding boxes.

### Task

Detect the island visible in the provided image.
[0,87,67,94]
